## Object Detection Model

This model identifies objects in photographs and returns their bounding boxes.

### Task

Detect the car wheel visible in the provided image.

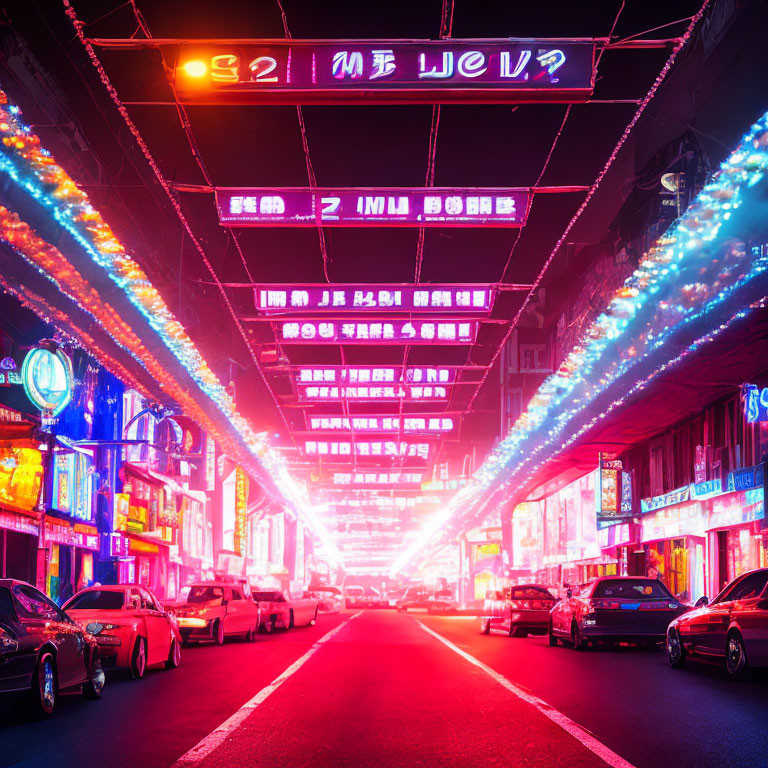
[83,653,105,700]
[310,609,318,627]
[571,622,586,651]
[726,630,748,679]
[165,639,181,669]
[548,621,558,647]
[30,652,56,716]
[131,637,147,679]
[481,618,491,635]
[214,619,225,646]
[666,628,685,668]
[288,609,295,630]
[245,626,257,643]
[261,615,274,634]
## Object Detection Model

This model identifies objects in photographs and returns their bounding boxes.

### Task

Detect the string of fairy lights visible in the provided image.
[391,107,768,577]
[0,90,342,563]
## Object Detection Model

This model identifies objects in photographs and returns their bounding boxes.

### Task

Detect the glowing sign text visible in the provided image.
[304,441,431,459]
[278,320,477,344]
[332,472,424,486]
[298,385,448,401]
[175,40,595,104]
[255,284,492,312]
[308,415,455,433]
[217,188,528,226]
[297,367,455,384]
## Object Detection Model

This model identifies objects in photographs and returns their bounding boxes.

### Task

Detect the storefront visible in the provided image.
[639,492,707,603]
[707,480,767,595]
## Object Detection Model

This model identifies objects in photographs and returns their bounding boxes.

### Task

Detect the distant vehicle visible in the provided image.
[667,567,768,678]
[172,583,261,645]
[64,584,181,678]
[396,586,457,613]
[253,590,318,632]
[0,579,104,715]
[344,586,382,609]
[549,576,689,649]
[385,589,405,608]
[481,584,556,637]
[304,586,343,614]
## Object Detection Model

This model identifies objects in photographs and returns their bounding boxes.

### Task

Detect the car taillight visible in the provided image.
[531,600,541,609]
[640,602,678,610]
[592,599,621,610]
[507,600,518,609]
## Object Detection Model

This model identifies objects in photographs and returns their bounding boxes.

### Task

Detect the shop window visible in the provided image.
[519,344,551,373]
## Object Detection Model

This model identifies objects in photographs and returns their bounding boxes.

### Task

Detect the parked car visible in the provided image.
[0,579,104,715]
[304,586,343,614]
[481,584,556,637]
[549,576,688,649]
[253,590,318,632]
[344,586,383,609]
[64,584,181,678]
[396,586,432,612]
[425,589,459,614]
[667,567,768,678]
[385,589,405,608]
[172,582,261,645]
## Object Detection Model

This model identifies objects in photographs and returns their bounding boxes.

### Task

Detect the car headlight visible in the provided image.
[86,623,120,635]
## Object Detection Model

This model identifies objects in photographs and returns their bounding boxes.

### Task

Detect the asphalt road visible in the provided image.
[2,610,767,768]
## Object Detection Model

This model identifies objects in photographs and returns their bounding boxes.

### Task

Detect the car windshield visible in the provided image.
[509,587,552,599]
[253,591,280,601]
[64,590,125,610]
[186,586,224,603]
[592,579,672,599]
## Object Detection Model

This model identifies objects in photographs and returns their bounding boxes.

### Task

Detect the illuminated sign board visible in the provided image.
[308,415,455,433]
[175,40,595,104]
[52,452,93,522]
[234,467,248,557]
[297,366,455,384]
[332,471,424,487]
[304,441,432,459]
[745,384,768,422]
[22,347,73,417]
[297,384,448,401]
[217,188,528,227]
[255,285,493,312]
[278,319,477,344]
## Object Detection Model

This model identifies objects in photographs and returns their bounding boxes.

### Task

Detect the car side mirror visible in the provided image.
[695,596,709,607]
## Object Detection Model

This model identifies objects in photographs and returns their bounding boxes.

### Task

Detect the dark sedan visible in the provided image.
[0,579,105,715]
[549,576,688,649]
[482,584,556,637]
[667,567,768,678]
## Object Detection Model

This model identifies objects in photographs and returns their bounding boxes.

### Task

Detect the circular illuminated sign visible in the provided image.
[21,347,73,416]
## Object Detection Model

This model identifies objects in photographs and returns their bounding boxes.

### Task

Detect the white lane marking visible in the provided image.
[418,621,637,768]
[173,613,362,767]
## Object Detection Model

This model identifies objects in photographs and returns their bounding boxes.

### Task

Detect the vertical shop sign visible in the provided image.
[205,435,216,491]
[234,467,248,557]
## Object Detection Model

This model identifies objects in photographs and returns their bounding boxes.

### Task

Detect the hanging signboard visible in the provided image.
[308,415,455,433]
[174,39,595,104]
[277,319,477,343]
[332,471,425,487]
[744,384,768,422]
[234,467,248,557]
[296,366,456,384]
[216,188,529,227]
[303,440,432,459]
[254,285,493,313]
[297,384,449,401]
[21,346,73,418]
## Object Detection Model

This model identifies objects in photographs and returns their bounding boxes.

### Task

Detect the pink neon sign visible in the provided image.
[175,40,595,104]
[304,441,432,459]
[278,320,477,343]
[296,366,456,384]
[255,284,493,312]
[297,384,448,401]
[216,188,529,227]
[308,415,455,433]
[332,472,424,486]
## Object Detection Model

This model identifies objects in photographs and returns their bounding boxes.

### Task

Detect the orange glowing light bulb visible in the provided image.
[182,60,208,78]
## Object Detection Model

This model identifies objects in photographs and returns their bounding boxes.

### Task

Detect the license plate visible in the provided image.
[621,602,641,610]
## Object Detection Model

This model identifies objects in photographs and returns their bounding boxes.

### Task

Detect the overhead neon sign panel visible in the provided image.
[255,284,493,313]
[175,40,595,104]
[216,188,529,227]
[297,384,448,401]
[304,441,432,459]
[308,415,455,433]
[297,366,455,384]
[278,319,477,343]
[332,472,424,487]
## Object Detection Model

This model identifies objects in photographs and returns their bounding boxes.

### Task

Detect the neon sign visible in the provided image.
[744,384,768,422]
[308,415,455,433]
[296,366,455,384]
[21,346,74,417]
[175,40,595,104]
[278,320,477,343]
[255,284,493,313]
[217,188,529,227]
[332,472,424,486]
[304,441,432,459]
[298,385,448,401]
